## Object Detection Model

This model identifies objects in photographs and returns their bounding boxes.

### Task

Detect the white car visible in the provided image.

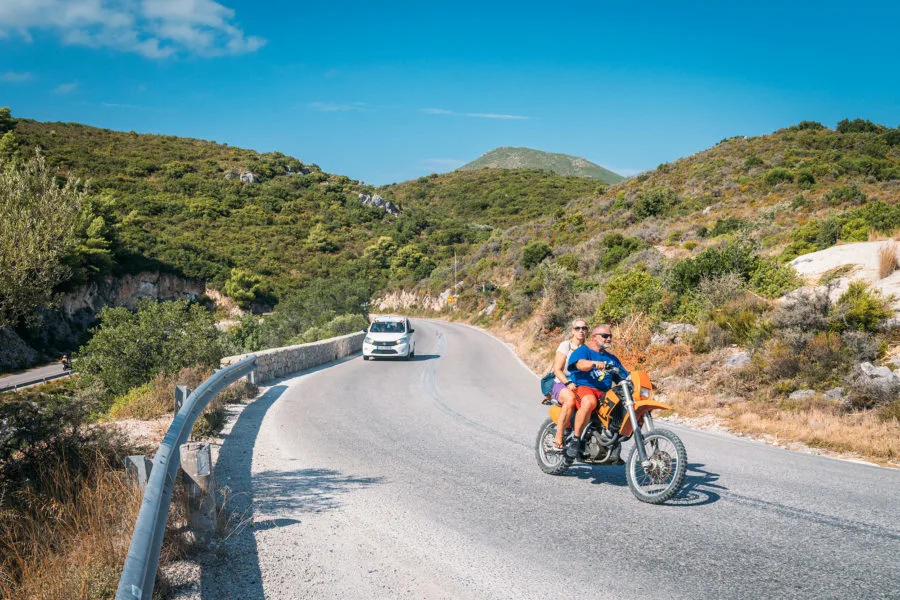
[362,316,416,360]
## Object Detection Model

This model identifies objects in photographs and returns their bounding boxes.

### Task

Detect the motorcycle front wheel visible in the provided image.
[535,417,574,475]
[625,428,687,504]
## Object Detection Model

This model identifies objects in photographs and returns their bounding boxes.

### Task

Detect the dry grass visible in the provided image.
[0,450,142,600]
[878,242,899,279]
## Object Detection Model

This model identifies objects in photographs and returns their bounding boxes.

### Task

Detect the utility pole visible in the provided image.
[453,250,458,310]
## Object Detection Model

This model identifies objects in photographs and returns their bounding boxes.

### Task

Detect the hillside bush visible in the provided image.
[223,268,265,309]
[593,268,664,323]
[836,118,882,133]
[76,299,225,399]
[522,240,553,269]
[831,282,893,333]
[744,156,765,168]
[824,184,866,206]
[763,168,794,186]
[600,233,643,270]
[261,277,371,347]
[668,241,758,295]
[555,253,579,273]
[749,259,801,298]
[633,186,677,219]
[796,170,815,189]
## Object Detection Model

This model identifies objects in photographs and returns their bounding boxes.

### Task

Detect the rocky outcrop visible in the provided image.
[358,193,400,216]
[14,271,205,365]
[0,327,40,372]
[221,332,364,384]
[240,172,259,184]
[374,289,452,312]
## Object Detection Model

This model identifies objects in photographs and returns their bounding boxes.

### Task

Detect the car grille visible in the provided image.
[374,341,397,346]
[372,348,398,354]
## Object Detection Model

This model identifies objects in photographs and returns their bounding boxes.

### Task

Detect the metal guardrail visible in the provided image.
[0,370,73,393]
[115,354,257,600]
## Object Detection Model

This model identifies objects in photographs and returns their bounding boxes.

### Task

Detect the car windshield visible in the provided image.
[369,321,406,334]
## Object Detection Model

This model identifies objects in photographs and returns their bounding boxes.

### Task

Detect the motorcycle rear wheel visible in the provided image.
[535,417,574,475]
[625,428,686,504]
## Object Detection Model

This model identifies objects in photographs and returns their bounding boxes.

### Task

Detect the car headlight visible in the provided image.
[397,335,409,344]
[364,337,373,344]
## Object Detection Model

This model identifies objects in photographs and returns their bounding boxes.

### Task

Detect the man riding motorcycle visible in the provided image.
[564,324,629,457]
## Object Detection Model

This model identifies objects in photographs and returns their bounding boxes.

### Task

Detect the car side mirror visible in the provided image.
[409,328,415,333]
[361,329,367,334]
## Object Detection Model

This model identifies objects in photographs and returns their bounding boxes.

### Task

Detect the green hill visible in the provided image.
[4,115,602,306]
[458,146,624,184]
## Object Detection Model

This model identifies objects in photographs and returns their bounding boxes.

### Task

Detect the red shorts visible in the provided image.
[573,386,602,409]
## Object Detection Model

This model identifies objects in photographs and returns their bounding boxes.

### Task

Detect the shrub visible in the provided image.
[832,281,892,332]
[708,218,747,237]
[749,259,801,298]
[76,299,225,399]
[223,268,265,309]
[633,186,677,219]
[841,218,870,242]
[798,332,848,386]
[836,118,882,133]
[744,156,765,168]
[763,168,794,186]
[600,233,643,270]
[522,240,552,269]
[792,120,826,131]
[761,339,802,381]
[668,241,758,295]
[841,330,880,363]
[594,268,664,323]
[824,184,866,206]
[537,263,576,331]
[555,253,579,273]
[796,170,815,189]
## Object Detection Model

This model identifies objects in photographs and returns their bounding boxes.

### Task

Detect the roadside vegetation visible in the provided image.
[382,118,900,464]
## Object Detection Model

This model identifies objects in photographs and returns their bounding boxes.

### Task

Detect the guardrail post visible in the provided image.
[174,385,191,413]
[248,368,257,385]
[179,442,216,545]
[125,455,153,488]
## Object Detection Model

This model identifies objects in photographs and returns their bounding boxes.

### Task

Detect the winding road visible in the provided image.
[197,319,900,600]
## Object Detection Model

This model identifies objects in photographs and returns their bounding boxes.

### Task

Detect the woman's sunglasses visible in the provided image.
[573,326,589,331]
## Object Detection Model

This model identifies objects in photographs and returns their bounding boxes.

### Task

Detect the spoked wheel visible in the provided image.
[535,418,574,475]
[625,428,687,504]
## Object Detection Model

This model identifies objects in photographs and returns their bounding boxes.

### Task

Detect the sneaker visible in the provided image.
[564,435,581,458]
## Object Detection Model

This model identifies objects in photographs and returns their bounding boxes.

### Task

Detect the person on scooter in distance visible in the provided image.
[564,324,630,457]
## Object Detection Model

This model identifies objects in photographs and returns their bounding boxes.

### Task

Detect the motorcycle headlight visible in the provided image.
[364,337,373,344]
[640,387,651,399]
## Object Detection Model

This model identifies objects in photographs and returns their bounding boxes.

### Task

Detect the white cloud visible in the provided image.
[1,71,32,82]
[421,107,529,120]
[54,82,79,94]
[0,0,265,58]
[308,101,368,112]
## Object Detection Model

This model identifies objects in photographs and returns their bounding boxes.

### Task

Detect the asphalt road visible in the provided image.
[0,363,67,391]
[199,319,900,600]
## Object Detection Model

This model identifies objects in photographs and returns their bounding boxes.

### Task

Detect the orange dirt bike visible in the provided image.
[535,367,687,504]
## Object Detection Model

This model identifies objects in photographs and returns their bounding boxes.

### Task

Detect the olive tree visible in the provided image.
[0,153,86,326]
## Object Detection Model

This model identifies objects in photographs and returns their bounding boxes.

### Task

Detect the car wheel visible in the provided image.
[363,355,370,361]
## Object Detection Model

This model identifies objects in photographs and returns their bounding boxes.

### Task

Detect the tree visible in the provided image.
[522,240,552,269]
[75,299,225,398]
[0,107,14,134]
[223,268,264,309]
[0,131,20,162]
[0,153,86,326]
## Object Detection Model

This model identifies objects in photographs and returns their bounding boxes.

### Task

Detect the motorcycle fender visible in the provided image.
[620,399,674,436]
[548,405,561,422]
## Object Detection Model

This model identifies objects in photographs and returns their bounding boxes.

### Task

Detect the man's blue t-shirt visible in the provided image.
[567,345,630,391]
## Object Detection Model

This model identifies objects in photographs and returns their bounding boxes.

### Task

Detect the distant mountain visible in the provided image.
[458,146,624,184]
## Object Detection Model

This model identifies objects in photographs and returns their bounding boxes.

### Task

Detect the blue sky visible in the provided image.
[0,0,897,185]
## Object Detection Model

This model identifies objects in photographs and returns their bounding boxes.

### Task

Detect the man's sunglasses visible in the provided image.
[572,326,589,331]
[594,333,613,339]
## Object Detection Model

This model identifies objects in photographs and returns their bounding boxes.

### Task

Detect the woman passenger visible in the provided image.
[551,319,588,449]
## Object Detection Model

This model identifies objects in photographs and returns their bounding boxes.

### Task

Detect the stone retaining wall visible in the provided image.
[220,332,364,385]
